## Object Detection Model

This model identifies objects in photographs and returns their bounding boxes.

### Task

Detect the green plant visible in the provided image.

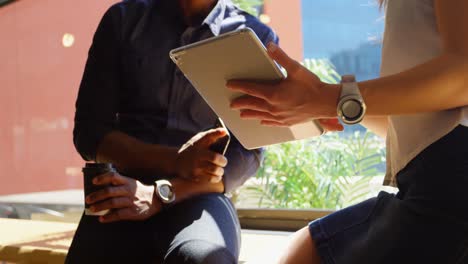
[234,59,387,210]
[232,0,263,16]
[237,132,385,209]
[302,58,341,84]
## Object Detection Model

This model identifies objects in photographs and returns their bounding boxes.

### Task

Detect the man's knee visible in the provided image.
[165,239,237,264]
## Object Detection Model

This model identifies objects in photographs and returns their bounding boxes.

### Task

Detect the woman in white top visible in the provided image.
[228,0,468,263]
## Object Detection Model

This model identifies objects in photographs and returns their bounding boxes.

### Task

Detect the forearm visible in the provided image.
[96,131,178,177]
[360,53,468,116]
[86,171,225,223]
[169,178,224,204]
[361,116,388,139]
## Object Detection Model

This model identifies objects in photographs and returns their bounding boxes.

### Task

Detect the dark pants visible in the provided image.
[65,193,240,264]
[310,125,468,263]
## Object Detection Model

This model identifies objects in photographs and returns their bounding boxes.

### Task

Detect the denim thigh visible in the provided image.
[66,193,240,264]
[309,126,468,264]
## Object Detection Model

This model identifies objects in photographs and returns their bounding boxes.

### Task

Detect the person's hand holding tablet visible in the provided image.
[171,28,326,149]
[227,43,344,133]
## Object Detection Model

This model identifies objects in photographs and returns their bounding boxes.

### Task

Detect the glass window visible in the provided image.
[233,0,397,211]
[0,0,396,224]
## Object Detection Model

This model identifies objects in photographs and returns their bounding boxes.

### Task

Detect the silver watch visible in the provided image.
[154,180,176,205]
[337,75,366,125]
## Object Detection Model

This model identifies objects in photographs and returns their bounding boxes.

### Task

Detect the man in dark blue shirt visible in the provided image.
[66,0,278,263]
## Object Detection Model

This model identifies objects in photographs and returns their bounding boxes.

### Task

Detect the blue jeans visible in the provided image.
[65,193,240,264]
[309,126,468,263]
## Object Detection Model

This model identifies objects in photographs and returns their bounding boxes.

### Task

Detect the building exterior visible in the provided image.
[262,0,384,81]
[300,0,383,81]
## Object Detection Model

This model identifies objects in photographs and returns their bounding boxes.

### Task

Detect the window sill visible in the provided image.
[237,208,334,232]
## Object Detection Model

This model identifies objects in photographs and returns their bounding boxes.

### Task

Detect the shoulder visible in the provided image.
[223,1,279,45]
[99,0,155,40]
[104,0,154,20]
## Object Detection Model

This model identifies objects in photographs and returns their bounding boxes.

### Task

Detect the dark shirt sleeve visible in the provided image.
[222,25,279,193]
[73,5,122,161]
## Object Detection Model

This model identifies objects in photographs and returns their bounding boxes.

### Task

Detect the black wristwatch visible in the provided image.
[337,75,367,125]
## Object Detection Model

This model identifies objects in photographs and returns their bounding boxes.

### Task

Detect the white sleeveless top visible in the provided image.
[381,0,468,186]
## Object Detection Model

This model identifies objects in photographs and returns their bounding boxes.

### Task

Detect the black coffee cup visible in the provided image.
[82,163,115,216]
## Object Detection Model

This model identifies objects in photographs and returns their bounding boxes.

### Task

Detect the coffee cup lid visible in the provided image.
[83,163,114,170]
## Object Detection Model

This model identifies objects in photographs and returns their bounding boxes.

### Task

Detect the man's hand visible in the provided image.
[85,172,161,223]
[176,128,229,184]
[318,118,344,133]
[228,43,342,127]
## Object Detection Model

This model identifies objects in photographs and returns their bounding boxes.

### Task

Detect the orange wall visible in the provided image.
[0,0,304,195]
[264,0,303,61]
[0,0,118,195]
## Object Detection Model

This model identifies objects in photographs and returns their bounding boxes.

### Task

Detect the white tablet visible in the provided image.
[170,28,324,150]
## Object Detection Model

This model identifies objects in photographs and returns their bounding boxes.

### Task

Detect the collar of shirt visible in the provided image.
[202,0,227,36]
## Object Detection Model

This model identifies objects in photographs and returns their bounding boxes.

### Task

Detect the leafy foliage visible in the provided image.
[238,132,386,209]
[227,0,388,210]
[302,58,341,84]
[234,58,388,210]
[231,0,263,16]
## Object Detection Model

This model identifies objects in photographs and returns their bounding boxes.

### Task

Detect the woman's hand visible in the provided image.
[85,172,161,223]
[228,43,342,127]
[175,128,229,184]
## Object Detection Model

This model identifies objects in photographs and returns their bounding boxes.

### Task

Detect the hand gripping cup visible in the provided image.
[82,163,115,216]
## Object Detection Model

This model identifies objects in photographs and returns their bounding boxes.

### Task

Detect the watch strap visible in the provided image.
[340,75,360,98]
[338,75,366,124]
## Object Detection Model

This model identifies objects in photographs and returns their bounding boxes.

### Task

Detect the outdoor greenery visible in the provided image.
[302,59,341,84]
[229,0,388,210]
[232,0,263,16]
[239,132,386,209]
[233,59,387,210]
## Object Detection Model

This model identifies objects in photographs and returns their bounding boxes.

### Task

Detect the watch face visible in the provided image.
[157,183,175,203]
[160,185,171,199]
[342,99,363,120]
